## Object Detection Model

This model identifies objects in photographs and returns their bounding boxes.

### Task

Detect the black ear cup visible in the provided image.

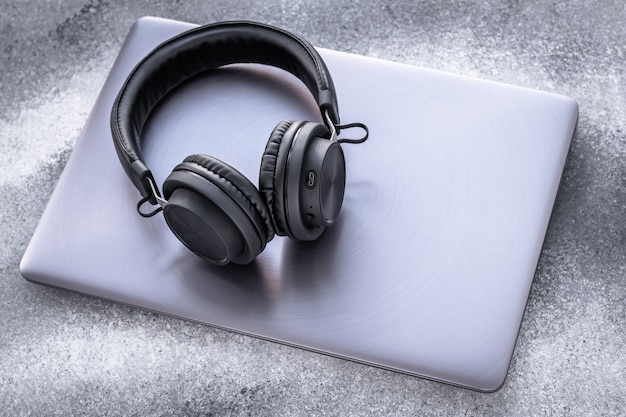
[259,120,346,241]
[162,154,274,265]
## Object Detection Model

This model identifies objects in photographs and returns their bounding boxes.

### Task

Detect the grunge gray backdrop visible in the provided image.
[1,1,625,415]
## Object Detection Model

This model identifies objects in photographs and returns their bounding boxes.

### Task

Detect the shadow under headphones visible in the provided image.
[111,21,368,265]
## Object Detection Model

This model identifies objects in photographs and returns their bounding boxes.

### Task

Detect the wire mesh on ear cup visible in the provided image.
[162,154,274,265]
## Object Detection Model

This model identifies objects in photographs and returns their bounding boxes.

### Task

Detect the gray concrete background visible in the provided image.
[1,0,625,415]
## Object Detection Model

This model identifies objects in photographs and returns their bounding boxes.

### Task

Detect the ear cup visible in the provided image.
[162,154,274,265]
[260,120,345,241]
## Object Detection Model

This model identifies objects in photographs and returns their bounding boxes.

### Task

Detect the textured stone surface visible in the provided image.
[1,0,625,415]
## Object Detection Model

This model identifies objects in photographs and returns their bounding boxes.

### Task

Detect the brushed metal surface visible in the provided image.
[20,17,578,392]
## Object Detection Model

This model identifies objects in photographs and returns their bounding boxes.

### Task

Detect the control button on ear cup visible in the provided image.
[299,138,346,227]
[162,155,273,265]
[282,122,339,241]
[260,120,341,241]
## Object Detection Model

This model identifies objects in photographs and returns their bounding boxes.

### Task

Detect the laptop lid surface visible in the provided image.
[20,16,578,392]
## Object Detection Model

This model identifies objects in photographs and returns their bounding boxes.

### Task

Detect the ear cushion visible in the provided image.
[259,120,333,240]
[259,120,300,236]
[167,154,275,246]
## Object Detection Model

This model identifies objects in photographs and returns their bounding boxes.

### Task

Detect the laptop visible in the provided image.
[20,16,578,392]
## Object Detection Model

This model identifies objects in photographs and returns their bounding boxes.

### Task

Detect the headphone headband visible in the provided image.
[111,21,340,200]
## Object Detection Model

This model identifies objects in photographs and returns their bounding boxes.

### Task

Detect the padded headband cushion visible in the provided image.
[111,21,339,198]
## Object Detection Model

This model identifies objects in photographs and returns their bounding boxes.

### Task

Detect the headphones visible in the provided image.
[111,21,367,265]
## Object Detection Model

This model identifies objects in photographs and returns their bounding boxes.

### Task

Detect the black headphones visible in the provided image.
[111,21,367,265]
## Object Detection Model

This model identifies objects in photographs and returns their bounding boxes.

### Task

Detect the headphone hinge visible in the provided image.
[136,176,167,218]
